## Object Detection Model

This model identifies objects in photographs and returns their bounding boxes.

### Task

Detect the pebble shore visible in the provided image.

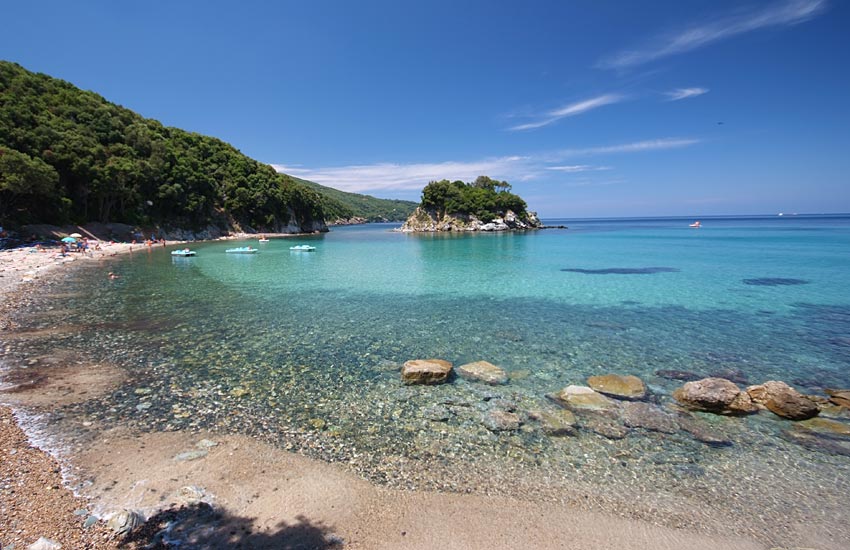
[0,405,123,550]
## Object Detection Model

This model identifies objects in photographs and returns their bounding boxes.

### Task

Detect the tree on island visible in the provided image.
[420,176,528,223]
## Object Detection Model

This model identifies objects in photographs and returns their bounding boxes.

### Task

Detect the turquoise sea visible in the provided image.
[4,214,850,545]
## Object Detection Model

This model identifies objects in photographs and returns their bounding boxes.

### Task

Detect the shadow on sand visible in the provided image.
[121,502,342,550]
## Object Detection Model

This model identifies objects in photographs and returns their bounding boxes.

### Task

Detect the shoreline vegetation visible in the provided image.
[0,243,777,550]
[0,61,416,239]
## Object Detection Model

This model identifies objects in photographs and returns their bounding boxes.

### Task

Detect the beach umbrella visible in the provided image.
[61,236,77,243]
[69,233,82,238]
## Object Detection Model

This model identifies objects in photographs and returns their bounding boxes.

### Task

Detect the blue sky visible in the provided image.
[2,0,848,217]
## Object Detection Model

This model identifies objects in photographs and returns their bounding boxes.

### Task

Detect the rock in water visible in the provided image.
[676,414,732,446]
[746,381,819,420]
[401,359,453,385]
[672,377,758,415]
[587,374,646,400]
[797,417,850,438]
[554,385,617,411]
[538,409,577,436]
[482,409,521,431]
[579,412,629,439]
[825,388,850,408]
[655,369,701,381]
[620,402,678,433]
[106,509,144,536]
[28,538,62,550]
[457,361,508,385]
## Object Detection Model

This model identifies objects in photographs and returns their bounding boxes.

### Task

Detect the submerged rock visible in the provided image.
[746,381,819,420]
[782,427,850,457]
[619,402,678,433]
[796,417,850,438]
[587,374,646,400]
[482,409,521,432]
[708,367,749,386]
[672,377,757,415]
[401,359,453,385]
[676,414,733,446]
[422,404,452,422]
[826,388,850,408]
[554,385,617,411]
[457,361,508,385]
[655,369,701,382]
[538,409,577,436]
[578,412,629,439]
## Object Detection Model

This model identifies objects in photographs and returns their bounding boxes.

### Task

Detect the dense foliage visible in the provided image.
[292,176,417,222]
[419,176,528,222]
[0,61,330,231]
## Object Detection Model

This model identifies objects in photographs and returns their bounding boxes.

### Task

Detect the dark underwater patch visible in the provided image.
[742,278,810,286]
[561,267,680,275]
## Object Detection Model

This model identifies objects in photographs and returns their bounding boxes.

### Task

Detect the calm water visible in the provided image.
[5,214,850,545]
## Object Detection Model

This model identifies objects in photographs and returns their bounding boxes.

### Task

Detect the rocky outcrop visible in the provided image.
[672,377,758,415]
[746,381,819,420]
[587,374,646,400]
[329,216,368,226]
[553,385,617,411]
[826,389,850,408]
[399,207,542,233]
[457,361,508,385]
[401,359,453,385]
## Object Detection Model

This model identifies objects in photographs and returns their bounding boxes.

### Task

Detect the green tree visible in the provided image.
[0,146,60,222]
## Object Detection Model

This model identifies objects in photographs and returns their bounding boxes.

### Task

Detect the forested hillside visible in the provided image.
[291,176,417,222]
[0,61,334,232]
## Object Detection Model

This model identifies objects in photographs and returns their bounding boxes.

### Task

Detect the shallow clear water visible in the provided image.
[5,215,850,545]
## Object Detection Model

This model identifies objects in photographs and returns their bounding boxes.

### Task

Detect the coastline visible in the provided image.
[0,244,787,549]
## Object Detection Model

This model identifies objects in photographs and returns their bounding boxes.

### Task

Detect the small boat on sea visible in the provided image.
[226,247,258,254]
[289,245,316,251]
[689,221,701,228]
[258,237,270,243]
[171,248,196,257]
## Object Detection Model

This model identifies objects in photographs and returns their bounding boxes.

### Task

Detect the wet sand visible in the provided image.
[1,244,777,549]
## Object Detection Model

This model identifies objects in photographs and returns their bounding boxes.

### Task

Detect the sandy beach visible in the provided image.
[0,243,780,549]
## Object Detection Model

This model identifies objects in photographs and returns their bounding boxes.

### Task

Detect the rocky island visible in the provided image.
[399,176,543,232]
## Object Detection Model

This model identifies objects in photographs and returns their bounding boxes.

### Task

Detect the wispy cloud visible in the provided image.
[272,138,699,194]
[508,94,625,131]
[546,165,612,173]
[599,0,827,69]
[272,156,530,192]
[557,137,701,157]
[665,87,709,101]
